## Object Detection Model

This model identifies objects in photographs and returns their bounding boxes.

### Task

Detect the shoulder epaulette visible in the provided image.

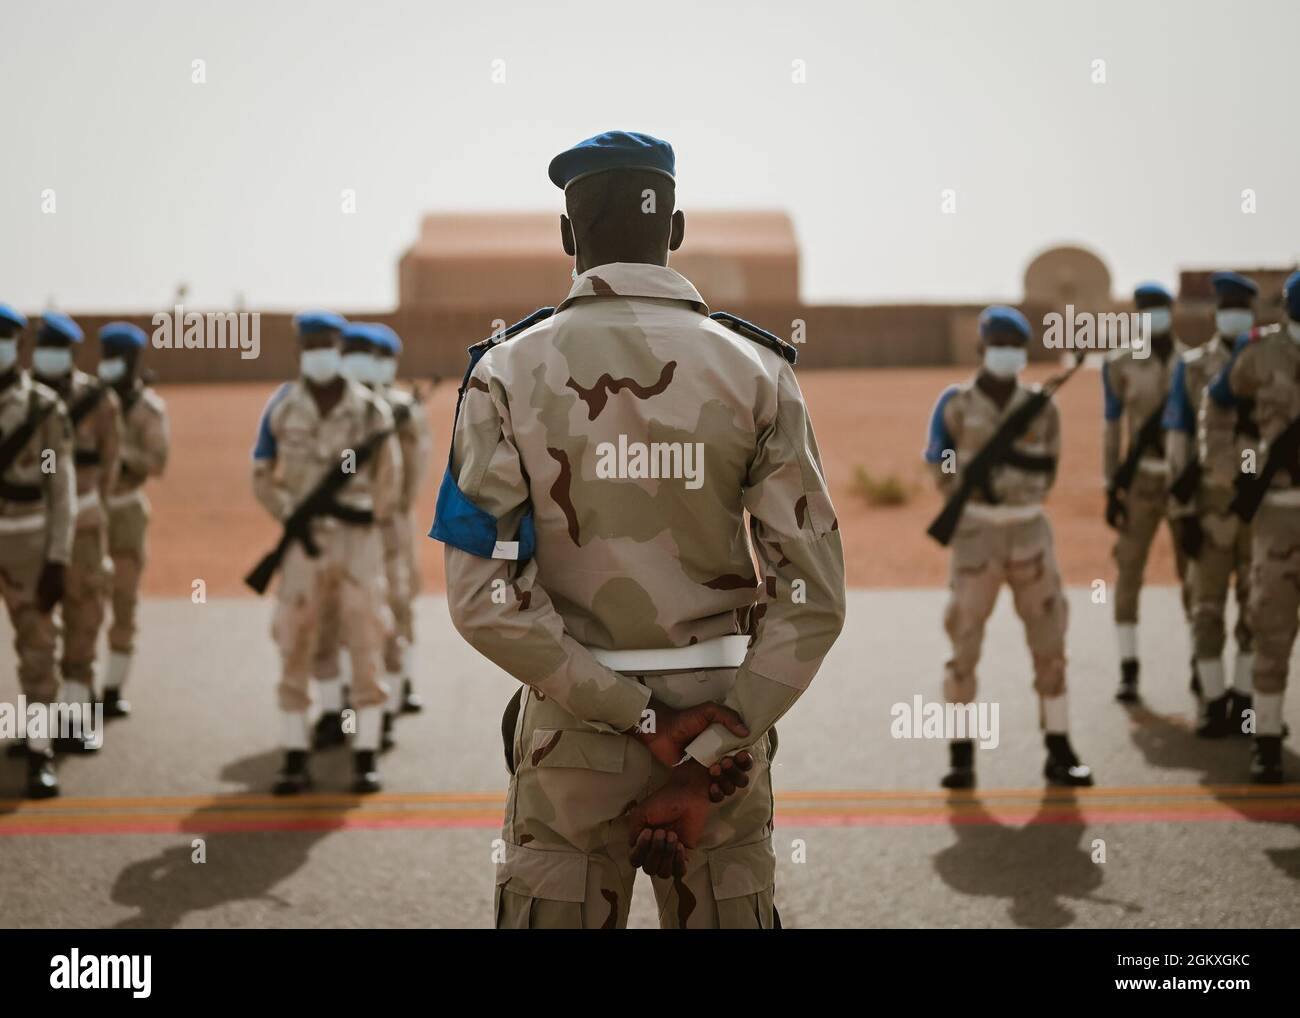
[469,307,556,354]
[709,311,797,365]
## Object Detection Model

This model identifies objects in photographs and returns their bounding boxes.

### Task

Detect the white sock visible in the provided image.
[1197,658,1226,699]
[1117,623,1138,662]
[385,673,404,714]
[1041,693,1070,734]
[316,677,344,713]
[354,706,383,751]
[1233,653,1254,694]
[61,678,92,705]
[400,644,414,680]
[106,650,131,692]
[1255,692,1284,736]
[280,711,308,751]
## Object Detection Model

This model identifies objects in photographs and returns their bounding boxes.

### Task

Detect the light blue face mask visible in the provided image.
[340,351,377,384]
[97,357,127,383]
[1216,309,1254,337]
[32,346,73,378]
[300,347,341,384]
[0,338,17,372]
[1144,307,1173,335]
[983,345,1027,378]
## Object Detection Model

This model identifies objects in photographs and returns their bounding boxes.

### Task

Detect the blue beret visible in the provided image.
[548,131,675,190]
[99,321,147,349]
[1133,282,1174,308]
[1210,271,1258,300]
[366,323,401,355]
[341,321,377,344]
[294,310,347,335]
[1285,271,1300,320]
[40,311,84,344]
[979,305,1031,342]
[0,303,28,329]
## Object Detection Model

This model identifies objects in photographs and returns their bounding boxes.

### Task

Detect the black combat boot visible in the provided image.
[1044,734,1094,786]
[6,739,28,758]
[1226,690,1252,738]
[25,748,59,799]
[272,750,313,795]
[381,713,396,753]
[1196,692,1234,738]
[1250,736,1283,785]
[352,750,382,794]
[401,678,423,714]
[312,711,345,750]
[101,687,131,718]
[1116,659,1140,703]
[941,739,975,789]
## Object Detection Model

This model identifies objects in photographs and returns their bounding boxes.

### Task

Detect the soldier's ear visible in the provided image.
[669,210,685,252]
[559,214,575,257]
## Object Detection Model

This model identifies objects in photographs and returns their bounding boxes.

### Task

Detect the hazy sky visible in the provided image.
[3,0,1297,312]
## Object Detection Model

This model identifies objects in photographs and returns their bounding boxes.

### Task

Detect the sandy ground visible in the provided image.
[1,588,1296,929]
[145,364,1171,598]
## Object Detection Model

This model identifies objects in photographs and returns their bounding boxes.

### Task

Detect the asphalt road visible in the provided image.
[1,587,1298,929]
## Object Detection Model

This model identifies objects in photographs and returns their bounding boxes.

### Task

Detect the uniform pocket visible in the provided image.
[496,839,588,903]
[708,837,776,900]
[526,728,626,773]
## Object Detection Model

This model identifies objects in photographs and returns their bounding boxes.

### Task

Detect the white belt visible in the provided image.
[75,490,101,515]
[1138,459,1170,475]
[107,488,144,509]
[1263,489,1300,508]
[586,634,750,672]
[0,512,46,534]
[962,503,1044,525]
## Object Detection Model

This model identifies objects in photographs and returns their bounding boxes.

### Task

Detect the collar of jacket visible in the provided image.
[557,262,708,314]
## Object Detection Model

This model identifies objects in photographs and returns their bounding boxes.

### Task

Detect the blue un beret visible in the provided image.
[1286,271,1300,321]
[341,321,377,345]
[294,310,347,336]
[40,312,84,344]
[0,303,28,329]
[99,321,147,350]
[1133,282,1174,308]
[548,131,675,190]
[979,305,1031,342]
[1210,271,1258,300]
[366,323,402,355]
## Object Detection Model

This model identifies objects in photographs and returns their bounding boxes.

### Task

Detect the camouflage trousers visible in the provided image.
[274,523,387,713]
[61,521,111,682]
[1112,469,1191,625]
[1247,502,1300,695]
[942,513,1068,703]
[1189,485,1252,662]
[0,524,59,703]
[495,670,777,930]
[106,493,149,655]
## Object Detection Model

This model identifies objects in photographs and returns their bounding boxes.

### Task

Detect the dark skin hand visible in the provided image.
[630,696,750,769]
[36,562,65,612]
[627,762,718,879]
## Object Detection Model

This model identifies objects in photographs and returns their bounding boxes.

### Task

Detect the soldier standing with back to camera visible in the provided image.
[1207,271,1300,783]
[31,312,120,753]
[1163,271,1259,735]
[1102,283,1191,702]
[923,307,1093,789]
[437,131,846,928]
[0,304,75,797]
[96,322,170,718]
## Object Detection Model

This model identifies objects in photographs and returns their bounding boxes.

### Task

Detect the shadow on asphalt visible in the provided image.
[1125,703,1300,883]
[932,791,1143,928]
[109,749,362,929]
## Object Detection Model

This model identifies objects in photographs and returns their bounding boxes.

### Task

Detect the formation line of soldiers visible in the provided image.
[0,307,169,798]
[924,269,1300,788]
[251,315,429,795]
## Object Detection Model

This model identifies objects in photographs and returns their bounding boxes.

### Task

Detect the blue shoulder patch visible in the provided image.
[924,385,959,464]
[710,311,797,365]
[1101,361,1123,423]
[1162,358,1195,432]
[428,308,554,562]
[251,382,292,461]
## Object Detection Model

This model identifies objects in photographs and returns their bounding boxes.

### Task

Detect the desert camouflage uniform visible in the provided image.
[0,372,75,708]
[105,383,169,661]
[60,370,121,690]
[1102,345,1191,626]
[441,263,846,929]
[251,379,401,740]
[925,380,1069,711]
[1225,325,1300,714]
[379,383,429,681]
[1164,335,1256,681]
